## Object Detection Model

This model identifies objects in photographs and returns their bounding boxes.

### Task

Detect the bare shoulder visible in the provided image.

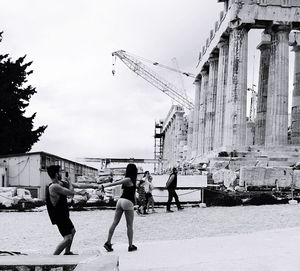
[50,183,64,192]
[122,177,134,186]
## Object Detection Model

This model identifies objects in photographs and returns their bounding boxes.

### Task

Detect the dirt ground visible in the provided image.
[1,204,300,254]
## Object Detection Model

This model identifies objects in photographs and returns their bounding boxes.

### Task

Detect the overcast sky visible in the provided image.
[0,1,295,169]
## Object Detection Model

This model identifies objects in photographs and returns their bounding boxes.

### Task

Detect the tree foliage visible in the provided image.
[0,32,47,155]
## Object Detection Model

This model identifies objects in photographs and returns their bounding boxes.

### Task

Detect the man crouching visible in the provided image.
[46,165,80,255]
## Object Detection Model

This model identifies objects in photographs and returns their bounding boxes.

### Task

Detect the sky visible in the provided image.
[0,1,295,170]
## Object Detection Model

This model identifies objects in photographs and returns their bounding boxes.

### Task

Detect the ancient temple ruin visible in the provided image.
[193,0,300,158]
[162,0,300,170]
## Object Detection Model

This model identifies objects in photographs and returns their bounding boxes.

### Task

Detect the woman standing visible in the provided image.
[103,163,138,252]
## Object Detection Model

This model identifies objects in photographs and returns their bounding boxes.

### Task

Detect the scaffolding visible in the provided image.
[154,120,164,174]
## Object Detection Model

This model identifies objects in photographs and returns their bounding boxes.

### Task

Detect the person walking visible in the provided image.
[103,163,138,252]
[165,167,183,212]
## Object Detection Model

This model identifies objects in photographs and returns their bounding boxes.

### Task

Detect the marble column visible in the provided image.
[204,56,219,153]
[186,109,194,160]
[198,68,209,155]
[175,112,184,165]
[162,123,171,169]
[265,26,290,147]
[191,78,202,158]
[223,27,248,150]
[291,45,300,144]
[255,32,271,146]
[170,118,176,166]
[214,39,229,149]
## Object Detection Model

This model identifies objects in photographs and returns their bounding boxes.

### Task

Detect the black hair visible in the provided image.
[47,165,60,179]
[143,171,149,177]
[172,167,177,173]
[125,163,137,183]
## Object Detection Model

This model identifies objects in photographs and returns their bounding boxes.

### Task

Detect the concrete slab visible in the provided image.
[104,227,300,271]
[74,255,119,271]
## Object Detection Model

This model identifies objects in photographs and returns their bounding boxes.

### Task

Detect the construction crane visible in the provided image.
[171,57,189,103]
[112,50,195,110]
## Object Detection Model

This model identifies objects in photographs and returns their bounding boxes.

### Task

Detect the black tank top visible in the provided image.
[46,183,69,225]
[168,173,177,189]
[120,180,136,204]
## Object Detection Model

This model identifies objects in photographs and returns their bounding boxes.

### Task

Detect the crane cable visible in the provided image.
[112,50,196,78]
[126,51,196,78]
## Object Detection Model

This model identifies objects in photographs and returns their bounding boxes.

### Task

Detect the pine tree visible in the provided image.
[0,32,47,155]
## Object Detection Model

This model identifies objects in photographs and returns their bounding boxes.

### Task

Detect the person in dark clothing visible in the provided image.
[103,163,138,252]
[137,179,147,215]
[46,165,89,255]
[165,167,183,212]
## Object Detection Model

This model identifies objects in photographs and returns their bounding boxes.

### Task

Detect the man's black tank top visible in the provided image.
[120,180,136,204]
[168,173,177,189]
[46,183,69,225]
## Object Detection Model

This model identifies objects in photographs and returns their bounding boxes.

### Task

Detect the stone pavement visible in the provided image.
[108,227,300,271]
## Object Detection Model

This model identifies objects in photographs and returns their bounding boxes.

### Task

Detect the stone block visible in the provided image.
[213,169,237,187]
[239,166,293,187]
[239,167,266,186]
[293,170,300,188]
[0,255,119,271]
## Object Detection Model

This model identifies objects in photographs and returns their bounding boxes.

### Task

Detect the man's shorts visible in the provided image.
[56,218,75,237]
[116,198,134,211]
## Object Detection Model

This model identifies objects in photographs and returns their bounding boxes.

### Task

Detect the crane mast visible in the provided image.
[112,50,194,110]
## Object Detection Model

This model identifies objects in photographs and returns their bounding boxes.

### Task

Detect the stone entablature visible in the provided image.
[162,105,184,133]
[198,0,300,71]
[257,0,300,7]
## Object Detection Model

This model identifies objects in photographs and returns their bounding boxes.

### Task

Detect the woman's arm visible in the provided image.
[102,177,131,189]
[72,183,99,189]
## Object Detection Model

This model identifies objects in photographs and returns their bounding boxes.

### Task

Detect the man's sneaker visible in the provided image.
[166,209,174,213]
[178,207,184,211]
[128,245,137,252]
[104,242,113,252]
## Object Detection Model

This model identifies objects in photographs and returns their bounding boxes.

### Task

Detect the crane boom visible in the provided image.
[112,50,194,110]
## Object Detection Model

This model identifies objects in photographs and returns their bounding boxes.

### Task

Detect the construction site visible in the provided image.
[112,0,300,180]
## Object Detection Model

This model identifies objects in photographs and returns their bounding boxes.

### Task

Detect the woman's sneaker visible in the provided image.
[64,251,78,255]
[128,245,137,252]
[104,242,113,252]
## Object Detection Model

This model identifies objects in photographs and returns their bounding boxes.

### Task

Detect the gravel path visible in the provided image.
[1,204,300,254]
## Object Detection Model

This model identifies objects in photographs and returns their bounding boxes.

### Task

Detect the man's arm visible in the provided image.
[51,184,75,196]
[166,175,175,188]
